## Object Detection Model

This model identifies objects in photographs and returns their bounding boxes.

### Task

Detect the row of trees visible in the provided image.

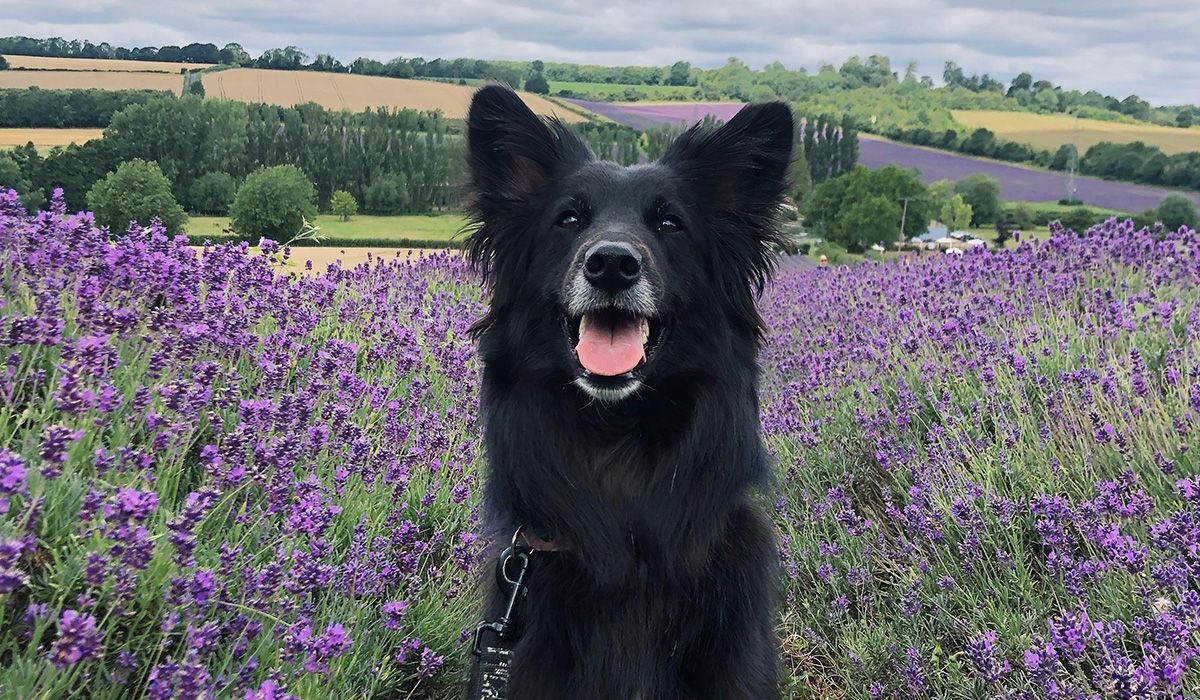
[6,34,1193,123]
[0,88,173,128]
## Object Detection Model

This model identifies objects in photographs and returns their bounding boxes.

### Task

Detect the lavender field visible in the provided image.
[3,188,1200,699]
[567,99,1200,214]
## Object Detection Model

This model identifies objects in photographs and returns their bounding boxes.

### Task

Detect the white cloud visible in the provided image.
[2,0,1198,104]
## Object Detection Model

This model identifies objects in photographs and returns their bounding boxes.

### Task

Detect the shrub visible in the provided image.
[86,159,187,234]
[1155,194,1199,232]
[229,165,317,241]
[330,190,358,222]
[953,173,1001,226]
[186,172,237,215]
[363,175,411,215]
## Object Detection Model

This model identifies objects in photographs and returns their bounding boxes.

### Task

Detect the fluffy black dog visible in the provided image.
[463,84,794,700]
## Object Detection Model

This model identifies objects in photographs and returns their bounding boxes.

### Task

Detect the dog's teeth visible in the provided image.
[640,317,650,344]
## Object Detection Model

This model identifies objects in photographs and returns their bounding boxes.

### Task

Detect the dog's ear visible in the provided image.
[464,84,591,286]
[466,84,590,210]
[660,103,795,336]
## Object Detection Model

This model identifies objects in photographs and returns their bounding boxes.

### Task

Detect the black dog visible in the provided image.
[463,84,793,700]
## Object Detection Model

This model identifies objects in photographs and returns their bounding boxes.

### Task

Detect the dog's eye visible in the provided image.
[657,216,682,233]
[556,211,581,231]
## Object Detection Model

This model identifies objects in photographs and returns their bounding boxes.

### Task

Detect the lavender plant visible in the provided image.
[1,188,1199,698]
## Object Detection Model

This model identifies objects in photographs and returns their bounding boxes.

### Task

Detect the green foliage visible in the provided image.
[524,74,550,94]
[1010,203,1035,230]
[1050,143,1078,171]
[995,214,1014,247]
[363,175,411,215]
[187,78,205,97]
[1156,194,1199,231]
[790,144,813,203]
[952,173,1001,226]
[86,158,187,233]
[940,194,973,231]
[1055,207,1105,233]
[0,152,39,211]
[330,190,358,221]
[0,87,173,128]
[667,61,691,86]
[186,172,237,215]
[0,55,8,70]
[229,165,317,241]
[805,165,928,250]
[1177,109,1195,129]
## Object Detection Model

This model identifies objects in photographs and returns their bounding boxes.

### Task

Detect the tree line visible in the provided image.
[5,35,1194,125]
[0,88,173,128]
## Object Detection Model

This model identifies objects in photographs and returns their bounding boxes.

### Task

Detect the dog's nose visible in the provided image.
[583,242,641,292]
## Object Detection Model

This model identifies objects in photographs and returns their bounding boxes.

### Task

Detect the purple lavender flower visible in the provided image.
[49,609,103,667]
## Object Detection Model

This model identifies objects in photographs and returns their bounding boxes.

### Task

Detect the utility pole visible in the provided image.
[899,196,912,240]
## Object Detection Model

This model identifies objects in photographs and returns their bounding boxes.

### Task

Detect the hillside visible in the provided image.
[2,55,214,72]
[0,70,183,93]
[201,68,585,120]
[571,99,1200,212]
[953,109,1200,155]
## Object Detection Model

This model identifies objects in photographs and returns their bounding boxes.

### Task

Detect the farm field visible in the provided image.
[186,213,467,245]
[203,68,585,120]
[1,55,214,73]
[570,98,1200,211]
[0,127,103,148]
[953,109,1200,155]
[4,189,1200,697]
[0,70,182,93]
[549,81,698,101]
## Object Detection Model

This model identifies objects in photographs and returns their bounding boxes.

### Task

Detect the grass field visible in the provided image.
[187,213,468,242]
[1,55,213,73]
[549,81,698,101]
[0,70,182,93]
[0,127,104,149]
[953,109,1200,155]
[203,69,586,120]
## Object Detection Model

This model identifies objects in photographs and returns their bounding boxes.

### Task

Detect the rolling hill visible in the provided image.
[952,110,1200,155]
[1,55,214,72]
[566,99,1200,213]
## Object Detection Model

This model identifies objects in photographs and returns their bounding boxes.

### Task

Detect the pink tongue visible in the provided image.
[575,313,645,376]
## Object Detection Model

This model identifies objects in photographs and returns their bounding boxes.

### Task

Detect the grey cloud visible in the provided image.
[2,0,1198,104]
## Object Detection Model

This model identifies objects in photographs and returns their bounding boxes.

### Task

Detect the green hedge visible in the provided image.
[185,234,465,249]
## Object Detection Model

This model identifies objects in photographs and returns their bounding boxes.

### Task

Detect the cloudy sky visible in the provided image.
[4,0,1199,105]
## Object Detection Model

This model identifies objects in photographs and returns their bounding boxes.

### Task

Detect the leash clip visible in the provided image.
[472,528,534,657]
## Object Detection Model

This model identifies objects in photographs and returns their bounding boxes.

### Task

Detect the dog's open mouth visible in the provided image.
[566,308,664,380]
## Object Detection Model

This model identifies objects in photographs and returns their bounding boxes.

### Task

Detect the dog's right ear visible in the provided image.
[466,84,590,211]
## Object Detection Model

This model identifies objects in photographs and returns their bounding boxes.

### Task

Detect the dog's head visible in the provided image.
[464,85,793,404]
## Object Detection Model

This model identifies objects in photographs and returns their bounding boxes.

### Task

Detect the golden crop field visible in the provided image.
[0,128,104,149]
[2,55,214,73]
[203,69,586,121]
[952,109,1200,155]
[0,70,183,94]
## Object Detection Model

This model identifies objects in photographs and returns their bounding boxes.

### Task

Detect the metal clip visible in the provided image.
[472,530,534,657]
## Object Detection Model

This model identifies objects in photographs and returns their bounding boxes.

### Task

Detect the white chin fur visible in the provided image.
[574,376,642,403]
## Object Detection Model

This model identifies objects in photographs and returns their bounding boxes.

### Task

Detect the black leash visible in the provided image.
[467,530,535,700]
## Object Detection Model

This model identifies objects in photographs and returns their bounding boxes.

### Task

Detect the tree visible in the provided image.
[330,190,358,221]
[86,159,187,233]
[839,194,901,251]
[790,143,813,203]
[940,194,973,232]
[953,173,1001,226]
[524,75,550,94]
[229,165,317,241]
[364,174,411,215]
[994,215,1014,248]
[187,172,236,215]
[668,61,691,86]
[804,165,928,249]
[0,152,38,211]
[0,55,9,71]
[1177,109,1195,129]
[1156,194,1199,232]
[1050,144,1078,171]
[187,78,205,97]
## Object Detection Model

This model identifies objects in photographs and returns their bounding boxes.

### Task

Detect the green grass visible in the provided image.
[548,81,699,102]
[186,214,469,245]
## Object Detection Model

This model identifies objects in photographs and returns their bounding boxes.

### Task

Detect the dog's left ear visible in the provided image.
[660,101,794,220]
[661,102,795,291]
